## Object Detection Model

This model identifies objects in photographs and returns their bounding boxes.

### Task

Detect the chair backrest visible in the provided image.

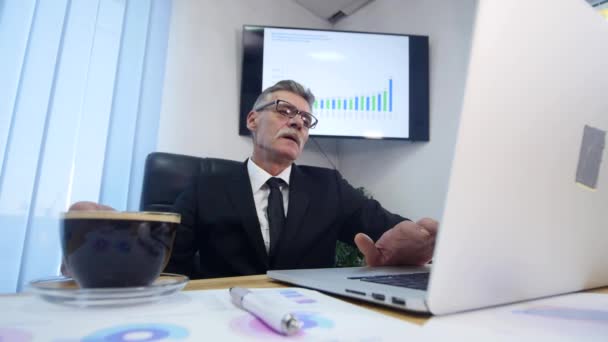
[140,152,242,212]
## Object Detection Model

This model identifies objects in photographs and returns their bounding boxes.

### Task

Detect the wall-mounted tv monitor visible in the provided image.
[239,25,429,140]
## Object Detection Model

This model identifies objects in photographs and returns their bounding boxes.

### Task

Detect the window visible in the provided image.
[0,0,172,292]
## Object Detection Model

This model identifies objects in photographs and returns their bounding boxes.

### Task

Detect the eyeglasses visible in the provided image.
[255,99,318,129]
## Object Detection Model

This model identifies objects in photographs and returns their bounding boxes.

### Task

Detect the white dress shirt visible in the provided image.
[247,158,290,253]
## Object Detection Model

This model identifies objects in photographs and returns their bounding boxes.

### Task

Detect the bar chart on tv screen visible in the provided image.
[262,28,411,138]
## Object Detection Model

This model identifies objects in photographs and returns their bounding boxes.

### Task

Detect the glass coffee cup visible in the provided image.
[61,211,180,288]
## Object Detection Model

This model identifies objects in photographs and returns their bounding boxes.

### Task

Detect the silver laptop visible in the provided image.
[268,0,608,315]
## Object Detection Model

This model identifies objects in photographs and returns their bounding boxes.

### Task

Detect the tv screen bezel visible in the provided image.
[239,25,429,141]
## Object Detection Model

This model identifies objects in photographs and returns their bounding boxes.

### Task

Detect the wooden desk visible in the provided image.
[184,274,608,326]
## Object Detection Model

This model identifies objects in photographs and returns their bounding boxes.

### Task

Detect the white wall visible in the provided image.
[158,0,339,167]
[335,0,478,220]
[158,0,478,221]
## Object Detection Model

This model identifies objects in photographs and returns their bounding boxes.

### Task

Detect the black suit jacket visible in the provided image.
[166,161,406,279]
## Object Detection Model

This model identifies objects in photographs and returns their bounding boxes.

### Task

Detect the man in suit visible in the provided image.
[67,80,438,279]
[164,80,438,279]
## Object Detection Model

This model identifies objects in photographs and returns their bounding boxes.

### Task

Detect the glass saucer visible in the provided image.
[28,273,189,307]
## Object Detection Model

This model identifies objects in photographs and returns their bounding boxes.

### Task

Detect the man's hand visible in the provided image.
[68,201,115,211]
[354,218,439,267]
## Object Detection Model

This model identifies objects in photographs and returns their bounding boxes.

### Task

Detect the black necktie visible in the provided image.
[266,177,285,258]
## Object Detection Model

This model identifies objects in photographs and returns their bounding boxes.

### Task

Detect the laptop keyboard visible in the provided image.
[349,272,430,291]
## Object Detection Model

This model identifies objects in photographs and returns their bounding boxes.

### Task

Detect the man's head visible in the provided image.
[246,80,316,169]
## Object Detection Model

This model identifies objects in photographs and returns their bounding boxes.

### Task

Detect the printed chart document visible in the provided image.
[0,287,424,341]
[424,293,608,342]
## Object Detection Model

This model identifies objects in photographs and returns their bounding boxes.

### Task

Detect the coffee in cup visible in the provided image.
[61,211,180,288]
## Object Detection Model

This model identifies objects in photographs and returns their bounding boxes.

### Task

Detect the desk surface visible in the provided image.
[184,274,608,326]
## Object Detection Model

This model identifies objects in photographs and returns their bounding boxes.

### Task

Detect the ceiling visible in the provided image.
[293,0,374,23]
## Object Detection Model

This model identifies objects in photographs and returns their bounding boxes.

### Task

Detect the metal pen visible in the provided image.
[229,287,302,335]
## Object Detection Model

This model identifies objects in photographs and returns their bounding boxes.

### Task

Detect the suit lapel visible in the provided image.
[226,161,268,269]
[275,164,310,259]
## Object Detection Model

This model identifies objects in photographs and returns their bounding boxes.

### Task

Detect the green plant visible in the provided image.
[334,187,371,267]
[335,240,364,267]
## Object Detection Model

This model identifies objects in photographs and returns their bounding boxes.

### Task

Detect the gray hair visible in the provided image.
[252,80,315,110]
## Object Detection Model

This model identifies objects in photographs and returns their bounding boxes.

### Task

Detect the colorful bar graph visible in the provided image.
[313,79,393,115]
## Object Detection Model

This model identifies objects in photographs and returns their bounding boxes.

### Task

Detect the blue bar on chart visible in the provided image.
[377,94,381,112]
[389,79,393,112]
[366,96,370,111]
[332,99,336,110]
[320,99,324,109]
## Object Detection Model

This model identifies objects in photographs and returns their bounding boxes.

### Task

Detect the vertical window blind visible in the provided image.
[0,0,172,293]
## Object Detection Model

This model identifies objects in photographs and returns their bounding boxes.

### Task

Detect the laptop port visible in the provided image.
[371,293,385,301]
[391,297,406,305]
[345,289,366,296]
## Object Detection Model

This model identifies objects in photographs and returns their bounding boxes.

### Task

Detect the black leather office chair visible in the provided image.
[139,152,241,213]
[140,152,242,277]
